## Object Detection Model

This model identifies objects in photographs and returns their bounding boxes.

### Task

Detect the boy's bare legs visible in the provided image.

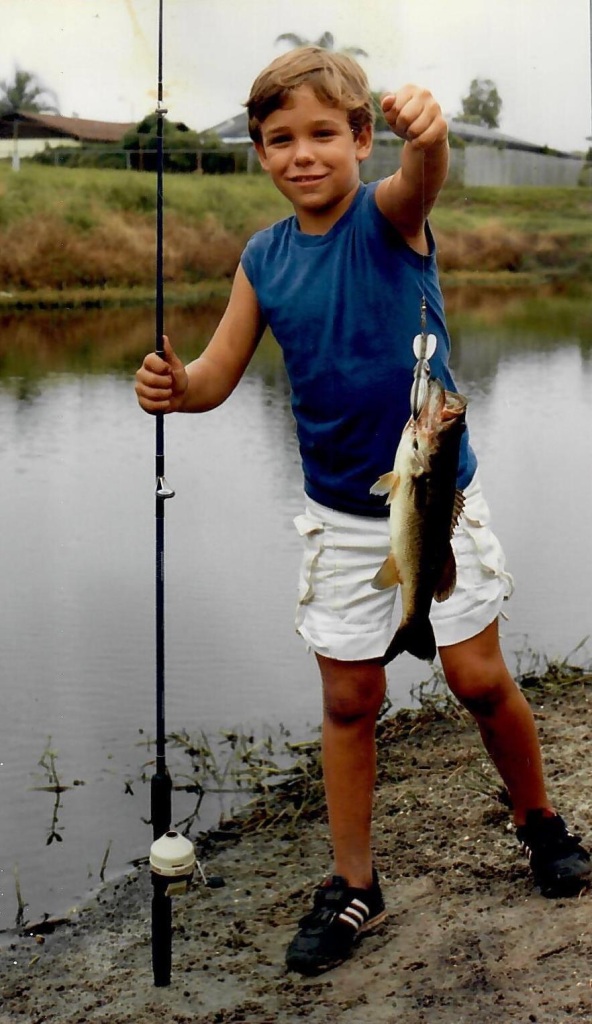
[438,618,550,825]
[317,618,550,894]
[316,654,386,890]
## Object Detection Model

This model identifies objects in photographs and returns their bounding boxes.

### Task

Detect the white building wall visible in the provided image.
[0,138,81,159]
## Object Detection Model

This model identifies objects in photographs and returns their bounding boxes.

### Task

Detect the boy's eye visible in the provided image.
[268,134,291,146]
[314,129,336,139]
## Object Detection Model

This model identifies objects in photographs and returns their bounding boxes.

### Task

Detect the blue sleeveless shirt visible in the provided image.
[241,180,477,517]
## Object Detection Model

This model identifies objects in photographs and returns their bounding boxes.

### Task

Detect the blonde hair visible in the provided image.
[246,46,374,145]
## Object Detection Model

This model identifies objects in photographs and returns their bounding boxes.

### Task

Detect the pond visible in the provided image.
[0,294,591,932]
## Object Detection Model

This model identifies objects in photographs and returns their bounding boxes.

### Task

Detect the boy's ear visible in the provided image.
[355,124,373,163]
[254,142,270,172]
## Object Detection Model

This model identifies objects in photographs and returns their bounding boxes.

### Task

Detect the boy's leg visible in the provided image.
[316,654,386,888]
[285,654,387,975]
[438,617,549,825]
[439,617,591,896]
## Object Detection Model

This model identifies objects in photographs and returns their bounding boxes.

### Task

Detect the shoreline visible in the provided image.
[2,668,592,1023]
[0,272,590,314]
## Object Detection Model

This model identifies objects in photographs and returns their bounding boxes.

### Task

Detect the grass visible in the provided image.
[0,163,591,302]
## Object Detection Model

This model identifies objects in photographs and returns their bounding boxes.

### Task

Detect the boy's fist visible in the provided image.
[381,86,448,149]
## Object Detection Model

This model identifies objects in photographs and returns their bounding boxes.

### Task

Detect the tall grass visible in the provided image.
[0,164,294,291]
[0,163,590,296]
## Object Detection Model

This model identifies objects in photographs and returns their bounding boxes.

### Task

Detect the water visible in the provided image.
[0,297,591,932]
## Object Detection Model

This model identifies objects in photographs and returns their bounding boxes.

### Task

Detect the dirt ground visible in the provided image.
[2,674,592,1024]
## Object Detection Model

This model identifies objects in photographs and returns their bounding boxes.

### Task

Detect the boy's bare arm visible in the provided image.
[374,85,449,253]
[135,264,265,414]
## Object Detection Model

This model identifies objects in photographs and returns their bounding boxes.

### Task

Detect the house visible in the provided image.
[0,111,135,164]
[443,119,584,187]
[205,111,586,187]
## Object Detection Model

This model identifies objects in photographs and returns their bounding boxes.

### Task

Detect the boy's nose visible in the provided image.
[293,139,315,164]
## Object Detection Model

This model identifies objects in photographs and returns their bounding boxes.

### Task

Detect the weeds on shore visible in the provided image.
[12,645,589,927]
[30,738,86,846]
[143,643,592,840]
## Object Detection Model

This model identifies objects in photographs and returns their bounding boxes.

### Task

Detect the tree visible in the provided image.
[0,68,59,115]
[275,31,368,58]
[457,78,502,130]
[122,113,239,174]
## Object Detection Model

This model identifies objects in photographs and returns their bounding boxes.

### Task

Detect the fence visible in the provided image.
[6,141,589,187]
[360,140,587,188]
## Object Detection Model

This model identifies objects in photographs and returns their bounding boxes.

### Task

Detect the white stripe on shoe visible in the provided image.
[338,898,369,930]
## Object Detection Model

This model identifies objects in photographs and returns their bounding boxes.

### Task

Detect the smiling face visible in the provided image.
[255,85,373,233]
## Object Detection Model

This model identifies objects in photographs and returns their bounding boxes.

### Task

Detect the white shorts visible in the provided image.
[293,472,514,662]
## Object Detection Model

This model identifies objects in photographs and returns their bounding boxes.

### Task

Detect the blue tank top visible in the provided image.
[241,180,477,517]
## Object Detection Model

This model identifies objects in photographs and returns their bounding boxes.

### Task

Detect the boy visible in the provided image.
[135,47,590,976]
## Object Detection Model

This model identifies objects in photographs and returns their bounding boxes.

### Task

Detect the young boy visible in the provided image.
[135,47,590,976]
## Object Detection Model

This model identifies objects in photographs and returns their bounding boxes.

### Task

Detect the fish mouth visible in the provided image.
[418,380,467,425]
[443,390,467,417]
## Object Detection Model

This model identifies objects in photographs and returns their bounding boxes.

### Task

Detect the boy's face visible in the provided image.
[255,85,372,231]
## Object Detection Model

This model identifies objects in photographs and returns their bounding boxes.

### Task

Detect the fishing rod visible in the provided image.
[147,0,222,988]
[148,0,194,989]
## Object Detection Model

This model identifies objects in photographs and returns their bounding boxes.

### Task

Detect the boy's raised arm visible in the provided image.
[135,264,266,414]
[375,85,449,253]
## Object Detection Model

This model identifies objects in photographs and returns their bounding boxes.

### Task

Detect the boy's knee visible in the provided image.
[318,656,386,725]
[445,667,516,719]
[322,673,386,726]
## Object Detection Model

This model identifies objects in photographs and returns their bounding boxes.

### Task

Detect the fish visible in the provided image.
[370,379,467,665]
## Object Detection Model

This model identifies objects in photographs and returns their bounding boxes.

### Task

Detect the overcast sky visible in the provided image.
[3,0,591,152]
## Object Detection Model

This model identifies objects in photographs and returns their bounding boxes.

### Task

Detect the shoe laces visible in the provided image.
[299,877,350,929]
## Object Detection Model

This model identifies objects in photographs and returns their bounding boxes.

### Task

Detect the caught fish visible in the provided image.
[370,379,467,665]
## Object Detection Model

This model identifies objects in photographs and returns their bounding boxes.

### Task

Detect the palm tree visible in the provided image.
[275,31,368,58]
[274,31,387,128]
[0,69,60,171]
[0,69,60,116]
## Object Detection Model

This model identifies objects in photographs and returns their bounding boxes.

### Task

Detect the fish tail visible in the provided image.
[381,618,437,666]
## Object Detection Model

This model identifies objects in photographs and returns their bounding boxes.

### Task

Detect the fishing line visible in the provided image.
[410,150,435,420]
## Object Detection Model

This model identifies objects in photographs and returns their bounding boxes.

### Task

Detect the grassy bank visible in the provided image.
[1,163,591,304]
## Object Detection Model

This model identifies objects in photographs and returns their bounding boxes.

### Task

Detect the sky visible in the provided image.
[3,0,591,153]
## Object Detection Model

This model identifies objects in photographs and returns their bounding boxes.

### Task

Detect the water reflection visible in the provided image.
[0,294,590,931]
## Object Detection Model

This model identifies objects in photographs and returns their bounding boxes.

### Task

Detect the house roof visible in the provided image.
[205,110,576,159]
[208,111,250,144]
[0,111,135,143]
[445,118,574,156]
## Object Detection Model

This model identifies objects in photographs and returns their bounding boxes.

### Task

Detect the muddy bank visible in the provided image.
[1,672,592,1024]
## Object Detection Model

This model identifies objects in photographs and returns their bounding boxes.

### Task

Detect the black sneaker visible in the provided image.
[517,810,591,898]
[285,871,387,976]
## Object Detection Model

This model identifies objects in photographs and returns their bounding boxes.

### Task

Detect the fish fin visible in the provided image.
[450,489,465,535]
[381,618,437,665]
[434,546,457,602]
[371,552,401,590]
[370,472,399,503]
